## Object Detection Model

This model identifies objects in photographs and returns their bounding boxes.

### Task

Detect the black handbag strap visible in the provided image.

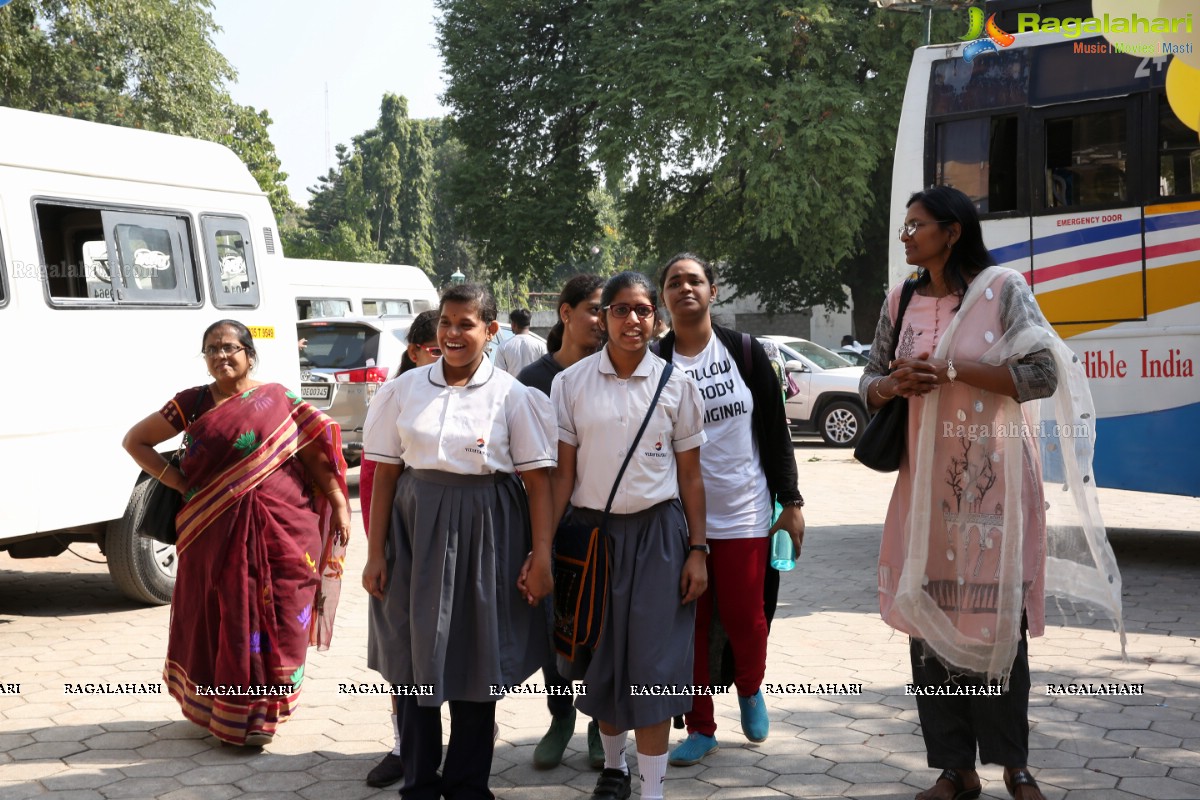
[176,386,209,459]
[601,362,675,521]
[887,279,920,366]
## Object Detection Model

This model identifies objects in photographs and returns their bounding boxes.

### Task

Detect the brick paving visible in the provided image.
[1,442,1198,799]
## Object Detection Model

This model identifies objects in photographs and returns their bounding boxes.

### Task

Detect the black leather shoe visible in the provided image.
[366,752,404,788]
[590,767,631,800]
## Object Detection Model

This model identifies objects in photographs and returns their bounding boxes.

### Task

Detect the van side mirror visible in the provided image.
[785,359,808,373]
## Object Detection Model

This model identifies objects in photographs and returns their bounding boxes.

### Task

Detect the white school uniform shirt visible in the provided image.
[494,331,547,376]
[363,355,556,474]
[672,334,771,539]
[552,346,706,515]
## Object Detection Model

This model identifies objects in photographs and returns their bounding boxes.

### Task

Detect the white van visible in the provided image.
[285,258,438,320]
[0,107,300,605]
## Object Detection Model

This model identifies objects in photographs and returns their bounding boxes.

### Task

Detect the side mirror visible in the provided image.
[785,359,808,373]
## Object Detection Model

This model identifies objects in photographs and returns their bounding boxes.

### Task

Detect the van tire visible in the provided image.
[105,478,177,605]
[818,400,866,448]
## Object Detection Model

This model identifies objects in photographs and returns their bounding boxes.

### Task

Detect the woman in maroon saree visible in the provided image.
[124,320,349,746]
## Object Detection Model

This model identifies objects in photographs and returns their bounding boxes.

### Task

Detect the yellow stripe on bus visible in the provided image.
[1145,200,1200,216]
[1039,260,1200,339]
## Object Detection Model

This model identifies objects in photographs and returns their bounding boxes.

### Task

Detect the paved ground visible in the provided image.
[1,441,1198,800]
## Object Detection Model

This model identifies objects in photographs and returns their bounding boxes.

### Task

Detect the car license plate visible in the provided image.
[301,384,331,401]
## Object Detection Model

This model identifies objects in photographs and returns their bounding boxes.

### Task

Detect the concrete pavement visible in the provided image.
[1,442,1198,799]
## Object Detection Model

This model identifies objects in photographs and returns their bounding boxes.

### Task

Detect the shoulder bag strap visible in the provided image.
[601,362,675,520]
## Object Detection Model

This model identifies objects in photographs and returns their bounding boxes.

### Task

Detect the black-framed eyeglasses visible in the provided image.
[202,344,247,358]
[898,220,948,238]
[604,303,656,319]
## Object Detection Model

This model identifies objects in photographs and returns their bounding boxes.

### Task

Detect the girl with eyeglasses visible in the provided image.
[862,187,1122,800]
[362,283,556,800]
[654,253,806,768]
[525,271,708,800]
[122,319,350,747]
[356,307,439,789]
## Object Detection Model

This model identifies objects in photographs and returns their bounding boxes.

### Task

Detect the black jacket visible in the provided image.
[656,325,803,506]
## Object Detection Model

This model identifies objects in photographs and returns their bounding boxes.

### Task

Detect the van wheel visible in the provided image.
[819,401,866,448]
[105,478,176,605]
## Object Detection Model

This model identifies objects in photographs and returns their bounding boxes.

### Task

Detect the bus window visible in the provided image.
[201,215,260,308]
[363,298,413,316]
[1158,98,1200,199]
[38,203,198,305]
[935,115,1019,214]
[1044,110,1128,208]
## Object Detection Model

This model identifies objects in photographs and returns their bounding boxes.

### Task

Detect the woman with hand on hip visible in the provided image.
[123,320,349,747]
[862,187,1122,800]
[362,283,556,800]
[654,253,805,766]
[528,271,708,800]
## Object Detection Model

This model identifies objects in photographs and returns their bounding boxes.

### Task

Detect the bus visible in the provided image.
[0,107,300,604]
[284,258,438,320]
[890,27,1199,496]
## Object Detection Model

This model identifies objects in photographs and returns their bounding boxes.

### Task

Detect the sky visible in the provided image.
[210,0,449,206]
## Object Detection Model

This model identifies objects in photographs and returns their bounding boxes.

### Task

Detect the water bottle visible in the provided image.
[769,502,795,571]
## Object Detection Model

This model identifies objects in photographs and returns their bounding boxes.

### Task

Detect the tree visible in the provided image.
[437,1,602,286]
[437,0,958,331]
[298,94,438,271]
[0,0,295,218]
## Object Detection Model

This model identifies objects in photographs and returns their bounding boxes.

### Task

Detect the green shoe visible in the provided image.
[587,719,604,770]
[533,709,576,769]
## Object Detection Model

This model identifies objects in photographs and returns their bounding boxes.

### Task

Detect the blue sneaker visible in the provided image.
[738,690,769,742]
[668,732,719,766]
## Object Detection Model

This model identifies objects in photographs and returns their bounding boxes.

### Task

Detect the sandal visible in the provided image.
[928,768,982,800]
[1004,767,1040,799]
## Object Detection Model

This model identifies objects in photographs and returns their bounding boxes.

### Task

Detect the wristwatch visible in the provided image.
[689,544,710,554]
[946,359,957,383]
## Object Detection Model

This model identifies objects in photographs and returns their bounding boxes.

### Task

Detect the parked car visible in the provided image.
[836,347,872,367]
[757,335,867,447]
[298,315,416,465]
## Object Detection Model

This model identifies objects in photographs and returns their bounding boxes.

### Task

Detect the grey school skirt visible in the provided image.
[367,469,545,706]
[562,500,697,731]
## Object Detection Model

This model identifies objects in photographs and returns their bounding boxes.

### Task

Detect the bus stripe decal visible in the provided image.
[1145,209,1200,232]
[1031,219,1143,256]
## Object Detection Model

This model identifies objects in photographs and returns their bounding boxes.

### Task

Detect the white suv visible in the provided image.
[758,336,867,447]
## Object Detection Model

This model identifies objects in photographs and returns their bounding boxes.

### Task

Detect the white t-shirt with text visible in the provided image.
[672,334,771,539]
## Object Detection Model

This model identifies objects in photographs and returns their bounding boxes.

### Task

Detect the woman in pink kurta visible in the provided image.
[860,187,1122,800]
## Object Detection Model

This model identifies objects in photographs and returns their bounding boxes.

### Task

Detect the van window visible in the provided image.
[37,202,199,305]
[201,215,260,307]
[297,297,352,319]
[363,298,413,316]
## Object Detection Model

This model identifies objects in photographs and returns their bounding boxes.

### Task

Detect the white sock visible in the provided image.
[637,751,667,800]
[390,712,402,756]
[600,730,628,774]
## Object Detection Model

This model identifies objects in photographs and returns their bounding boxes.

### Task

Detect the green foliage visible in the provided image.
[437,0,958,321]
[298,94,437,273]
[0,0,295,219]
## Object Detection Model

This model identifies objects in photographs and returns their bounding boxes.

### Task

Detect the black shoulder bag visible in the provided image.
[136,387,207,545]
[552,362,675,661]
[854,280,918,473]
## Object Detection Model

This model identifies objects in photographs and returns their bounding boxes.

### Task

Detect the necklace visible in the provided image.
[211,383,238,400]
